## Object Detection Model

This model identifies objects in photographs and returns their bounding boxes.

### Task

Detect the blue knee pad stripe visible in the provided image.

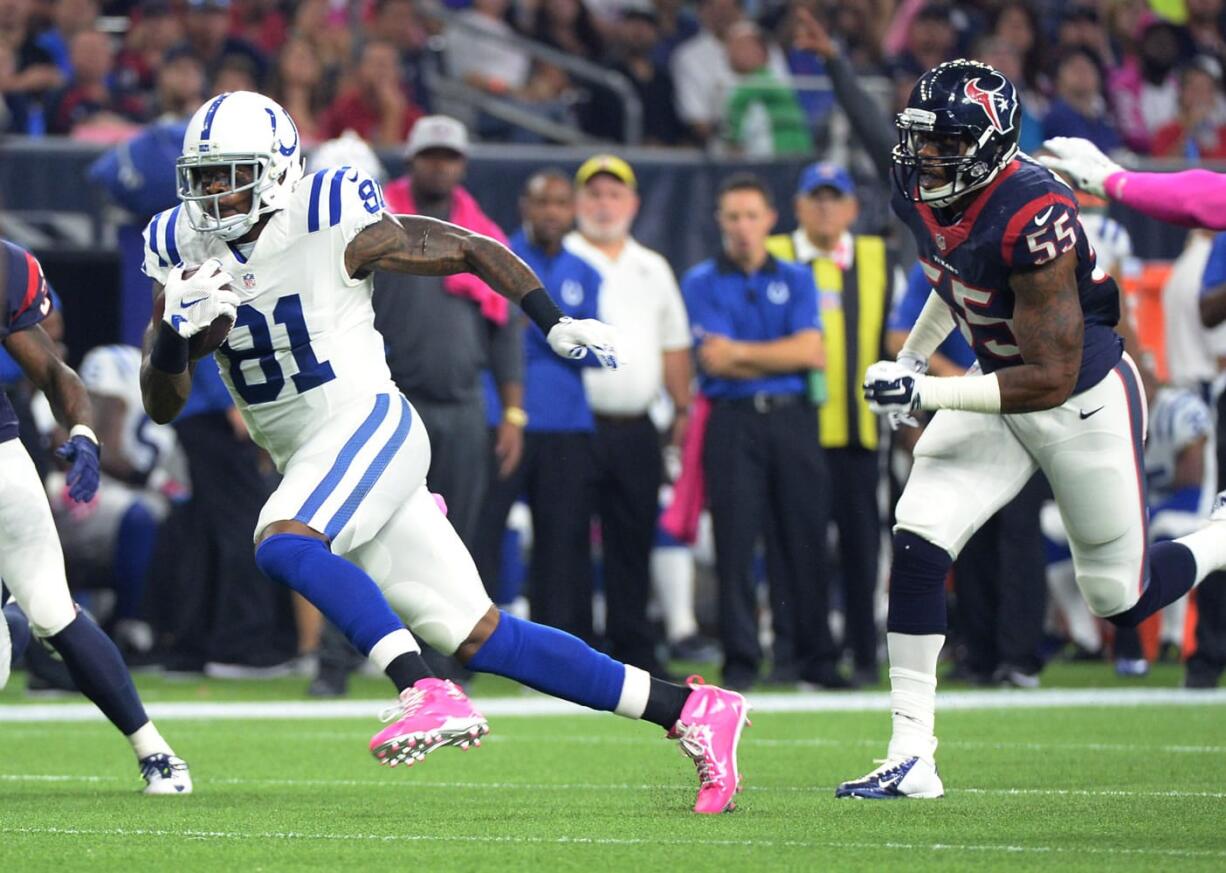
[295,394,391,526]
[325,397,412,540]
[469,612,625,713]
[255,533,403,656]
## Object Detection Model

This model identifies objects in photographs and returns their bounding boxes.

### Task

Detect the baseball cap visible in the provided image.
[796,162,854,197]
[404,115,469,159]
[575,154,637,190]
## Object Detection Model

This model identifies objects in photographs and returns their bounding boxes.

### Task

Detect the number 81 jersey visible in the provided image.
[142,165,397,470]
[893,155,1124,394]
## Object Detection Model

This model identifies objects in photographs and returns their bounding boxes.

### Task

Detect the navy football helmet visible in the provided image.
[892,59,1021,208]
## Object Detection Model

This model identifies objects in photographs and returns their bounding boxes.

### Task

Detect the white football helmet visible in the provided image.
[176,91,305,241]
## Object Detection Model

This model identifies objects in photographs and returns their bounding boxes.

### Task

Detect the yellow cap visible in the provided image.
[575,154,637,190]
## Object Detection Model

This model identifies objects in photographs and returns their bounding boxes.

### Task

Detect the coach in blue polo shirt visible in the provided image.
[474,169,604,643]
[682,172,841,691]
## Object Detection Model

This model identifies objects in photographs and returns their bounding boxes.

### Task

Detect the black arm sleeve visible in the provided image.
[827,52,896,181]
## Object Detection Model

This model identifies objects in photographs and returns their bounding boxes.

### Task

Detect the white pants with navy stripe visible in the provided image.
[896,353,1150,618]
[0,438,78,637]
[255,392,492,654]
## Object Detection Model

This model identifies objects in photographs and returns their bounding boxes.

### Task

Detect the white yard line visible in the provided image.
[0,825,1222,859]
[2,772,1224,800]
[0,687,1223,723]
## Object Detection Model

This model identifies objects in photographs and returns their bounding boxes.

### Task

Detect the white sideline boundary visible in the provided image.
[0,686,1223,723]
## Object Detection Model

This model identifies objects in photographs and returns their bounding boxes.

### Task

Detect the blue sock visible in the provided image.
[254,533,405,656]
[3,603,31,666]
[113,502,157,620]
[886,531,952,635]
[468,612,625,712]
[48,611,148,735]
[1107,541,1197,628]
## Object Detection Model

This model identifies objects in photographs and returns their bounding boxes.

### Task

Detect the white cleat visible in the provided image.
[835,755,945,799]
[140,754,193,795]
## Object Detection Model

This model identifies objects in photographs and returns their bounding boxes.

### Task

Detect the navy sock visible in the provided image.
[254,533,405,657]
[1108,541,1198,629]
[113,502,157,620]
[886,531,952,636]
[48,612,148,735]
[3,603,31,666]
[468,612,625,712]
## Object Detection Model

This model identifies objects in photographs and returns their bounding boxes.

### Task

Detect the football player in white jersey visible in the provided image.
[138,92,749,815]
[48,343,185,658]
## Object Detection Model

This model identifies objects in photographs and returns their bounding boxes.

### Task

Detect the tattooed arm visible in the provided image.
[997,249,1083,413]
[345,214,542,303]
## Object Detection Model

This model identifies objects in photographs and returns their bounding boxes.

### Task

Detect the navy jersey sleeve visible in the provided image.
[2,240,53,337]
[999,190,1080,269]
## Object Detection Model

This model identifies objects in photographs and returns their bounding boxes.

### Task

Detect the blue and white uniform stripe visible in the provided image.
[306,166,352,233]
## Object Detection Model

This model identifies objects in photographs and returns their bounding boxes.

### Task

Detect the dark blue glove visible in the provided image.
[54,434,101,503]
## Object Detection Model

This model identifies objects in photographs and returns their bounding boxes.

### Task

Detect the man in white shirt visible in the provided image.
[566,154,692,675]
[670,0,791,144]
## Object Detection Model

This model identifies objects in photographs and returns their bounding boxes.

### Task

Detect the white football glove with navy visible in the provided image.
[1037,137,1123,199]
[864,358,925,426]
[546,316,620,369]
[162,258,239,340]
[871,350,927,430]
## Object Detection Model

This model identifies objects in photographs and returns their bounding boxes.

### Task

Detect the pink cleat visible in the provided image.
[370,678,490,768]
[668,675,750,814]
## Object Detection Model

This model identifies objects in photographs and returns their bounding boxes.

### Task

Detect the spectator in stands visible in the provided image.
[670,0,789,145]
[175,0,267,89]
[1111,17,1189,154]
[988,1,1043,95]
[365,0,430,109]
[582,5,681,145]
[288,0,351,79]
[826,0,889,73]
[1042,47,1123,156]
[1151,55,1226,160]
[36,0,99,79]
[682,173,835,692]
[210,52,259,94]
[1103,0,1147,64]
[767,162,898,688]
[565,154,693,677]
[47,29,144,137]
[320,38,422,147]
[527,0,604,60]
[650,0,698,66]
[891,4,957,76]
[503,60,579,143]
[475,169,601,643]
[1187,0,1226,57]
[269,36,326,147]
[230,0,288,59]
[115,1,185,102]
[1056,7,1116,68]
[723,20,809,157]
[445,0,531,97]
[0,0,66,133]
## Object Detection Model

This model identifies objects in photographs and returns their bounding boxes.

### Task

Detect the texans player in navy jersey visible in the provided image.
[0,239,191,794]
[804,53,1226,799]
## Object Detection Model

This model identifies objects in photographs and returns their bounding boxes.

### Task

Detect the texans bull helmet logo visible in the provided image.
[962,77,1015,136]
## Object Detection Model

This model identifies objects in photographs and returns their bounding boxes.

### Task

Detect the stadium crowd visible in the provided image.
[3,0,1226,698]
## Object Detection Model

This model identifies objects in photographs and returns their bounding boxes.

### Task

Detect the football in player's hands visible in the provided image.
[154,263,237,359]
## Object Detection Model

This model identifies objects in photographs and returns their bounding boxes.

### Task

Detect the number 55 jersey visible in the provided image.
[893,155,1123,394]
[142,166,396,471]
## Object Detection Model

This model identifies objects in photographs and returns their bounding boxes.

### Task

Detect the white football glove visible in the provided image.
[864,359,924,421]
[546,316,620,369]
[885,350,928,430]
[162,258,239,340]
[1037,137,1123,199]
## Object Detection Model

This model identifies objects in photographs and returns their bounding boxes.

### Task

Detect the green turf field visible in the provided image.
[1,666,1224,872]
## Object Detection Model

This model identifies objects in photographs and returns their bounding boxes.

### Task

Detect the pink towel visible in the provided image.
[1106,169,1226,231]
[383,178,511,325]
[660,394,711,544]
